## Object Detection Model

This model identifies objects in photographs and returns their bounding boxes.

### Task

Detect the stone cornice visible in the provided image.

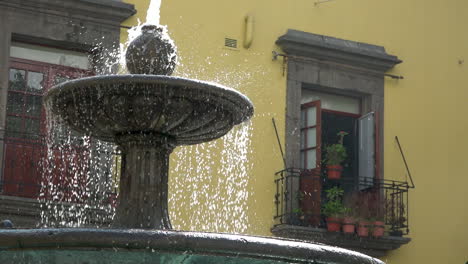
[276,29,402,72]
[0,0,136,25]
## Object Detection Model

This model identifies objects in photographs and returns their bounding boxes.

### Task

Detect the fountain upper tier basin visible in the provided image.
[44,74,254,145]
[0,229,383,264]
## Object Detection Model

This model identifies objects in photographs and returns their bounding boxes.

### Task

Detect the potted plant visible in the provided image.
[357,218,371,237]
[356,194,371,237]
[322,186,345,232]
[324,131,348,179]
[341,207,356,234]
[342,193,359,234]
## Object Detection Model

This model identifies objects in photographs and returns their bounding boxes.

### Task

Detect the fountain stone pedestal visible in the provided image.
[113,134,175,229]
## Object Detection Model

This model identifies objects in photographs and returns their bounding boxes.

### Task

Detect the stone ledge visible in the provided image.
[276,29,402,72]
[0,195,41,227]
[0,195,112,228]
[271,224,411,257]
[0,0,136,24]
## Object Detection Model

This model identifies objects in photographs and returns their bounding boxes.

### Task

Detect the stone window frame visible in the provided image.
[276,29,402,215]
[272,29,409,257]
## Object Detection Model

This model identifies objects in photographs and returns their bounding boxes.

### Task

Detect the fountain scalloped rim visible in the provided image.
[45,74,254,145]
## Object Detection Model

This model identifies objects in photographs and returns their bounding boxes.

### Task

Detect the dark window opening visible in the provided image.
[321,110,359,193]
[298,95,380,228]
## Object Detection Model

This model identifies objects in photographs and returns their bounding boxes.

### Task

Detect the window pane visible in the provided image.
[358,112,375,190]
[306,106,316,126]
[302,90,360,115]
[10,42,90,70]
[7,93,24,114]
[27,71,44,92]
[6,116,23,135]
[9,69,26,91]
[25,95,42,117]
[24,119,41,139]
[300,151,305,169]
[307,128,316,148]
[306,149,316,169]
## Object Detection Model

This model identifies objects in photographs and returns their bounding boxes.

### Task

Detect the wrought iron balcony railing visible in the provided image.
[274,168,413,236]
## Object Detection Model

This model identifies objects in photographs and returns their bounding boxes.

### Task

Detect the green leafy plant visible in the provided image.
[322,200,344,218]
[324,131,348,165]
[325,186,344,200]
[292,208,303,214]
[341,207,354,218]
[322,187,345,217]
[343,192,360,218]
[296,191,305,201]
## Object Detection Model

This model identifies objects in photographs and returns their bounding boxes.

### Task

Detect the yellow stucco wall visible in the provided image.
[122,0,468,263]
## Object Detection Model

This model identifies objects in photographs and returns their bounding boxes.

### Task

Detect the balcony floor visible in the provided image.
[271,224,411,257]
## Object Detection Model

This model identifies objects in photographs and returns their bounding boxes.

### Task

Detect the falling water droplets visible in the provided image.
[170,122,253,233]
[40,104,117,227]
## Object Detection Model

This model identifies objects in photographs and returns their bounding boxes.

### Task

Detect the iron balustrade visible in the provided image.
[274,168,412,236]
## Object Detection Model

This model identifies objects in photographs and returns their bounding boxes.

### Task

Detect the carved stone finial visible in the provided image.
[125,24,177,75]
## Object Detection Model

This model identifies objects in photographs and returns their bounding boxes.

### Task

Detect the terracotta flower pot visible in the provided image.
[357,221,370,237]
[342,217,355,234]
[326,165,343,179]
[372,220,385,238]
[326,217,342,232]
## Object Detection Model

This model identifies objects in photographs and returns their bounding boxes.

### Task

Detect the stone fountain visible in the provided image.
[0,25,384,264]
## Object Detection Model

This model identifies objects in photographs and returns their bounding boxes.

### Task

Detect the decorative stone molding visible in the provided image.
[276,29,401,72]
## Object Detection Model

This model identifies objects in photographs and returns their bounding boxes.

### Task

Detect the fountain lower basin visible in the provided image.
[0,229,383,264]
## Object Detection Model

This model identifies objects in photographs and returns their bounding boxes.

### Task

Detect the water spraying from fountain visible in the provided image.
[146,0,162,25]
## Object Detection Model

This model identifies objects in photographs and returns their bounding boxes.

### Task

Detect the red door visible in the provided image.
[3,58,92,200]
[299,100,322,226]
